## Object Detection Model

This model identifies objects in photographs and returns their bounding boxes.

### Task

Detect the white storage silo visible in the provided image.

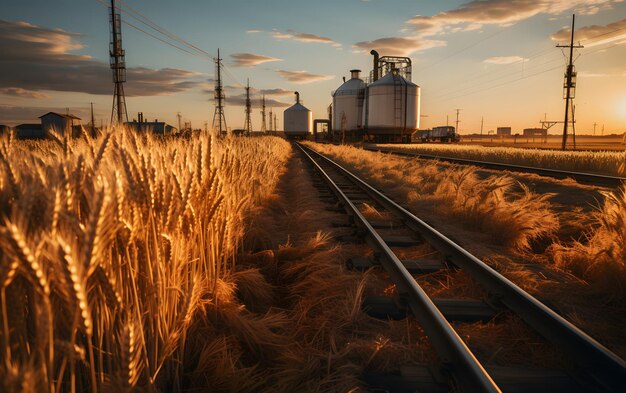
[332,69,366,132]
[366,69,420,135]
[283,92,312,138]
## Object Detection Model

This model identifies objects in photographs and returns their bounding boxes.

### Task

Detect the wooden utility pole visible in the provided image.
[557,14,583,150]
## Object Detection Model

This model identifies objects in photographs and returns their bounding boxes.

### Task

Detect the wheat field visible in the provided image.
[0,128,290,392]
[372,143,626,176]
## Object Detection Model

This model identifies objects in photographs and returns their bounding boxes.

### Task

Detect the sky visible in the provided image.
[1,0,626,134]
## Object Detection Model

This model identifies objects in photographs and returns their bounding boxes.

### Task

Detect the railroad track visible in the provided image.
[361,145,626,188]
[296,142,626,393]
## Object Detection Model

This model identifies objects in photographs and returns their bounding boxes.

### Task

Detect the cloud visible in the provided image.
[230,53,283,67]
[275,70,334,84]
[577,71,626,77]
[256,88,292,96]
[354,1,622,56]
[353,36,446,56]
[224,94,290,108]
[407,1,621,37]
[246,29,261,33]
[483,55,528,64]
[0,20,203,97]
[255,29,341,47]
[0,87,49,99]
[551,18,626,47]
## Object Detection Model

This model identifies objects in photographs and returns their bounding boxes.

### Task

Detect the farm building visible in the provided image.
[497,127,512,136]
[15,123,44,138]
[40,112,81,136]
[523,128,547,137]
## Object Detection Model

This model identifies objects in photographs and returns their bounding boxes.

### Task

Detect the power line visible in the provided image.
[117,0,214,58]
[428,64,563,104]
[94,0,210,59]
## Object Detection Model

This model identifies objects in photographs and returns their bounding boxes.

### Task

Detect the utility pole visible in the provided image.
[446,115,449,127]
[593,122,597,135]
[274,113,278,132]
[557,14,583,150]
[602,124,604,136]
[455,109,461,134]
[260,95,267,133]
[244,78,252,135]
[212,48,227,136]
[109,0,128,125]
[90,102,96,134]
[177,112,182,131]
[480,116,484,136]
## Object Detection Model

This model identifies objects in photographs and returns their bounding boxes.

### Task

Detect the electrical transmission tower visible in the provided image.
[244,78,252,135]
[268,107,273,132]
[212,48,227,136]
[455,109,461,133]
[557,14,583,150]
[260,95,267,133]
[109,0,128,125]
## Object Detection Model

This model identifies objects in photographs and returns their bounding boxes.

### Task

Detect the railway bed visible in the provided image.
[361,144,626,188]
[297,142,626,393]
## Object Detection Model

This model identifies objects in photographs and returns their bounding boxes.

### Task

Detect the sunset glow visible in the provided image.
[1,0,625,134]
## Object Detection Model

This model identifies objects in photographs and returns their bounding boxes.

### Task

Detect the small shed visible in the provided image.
[39,112,81,136]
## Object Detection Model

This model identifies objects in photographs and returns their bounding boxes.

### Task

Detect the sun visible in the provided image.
[619,96,626,120]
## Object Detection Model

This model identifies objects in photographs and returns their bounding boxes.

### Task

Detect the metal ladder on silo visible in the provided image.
[393,73,403,132]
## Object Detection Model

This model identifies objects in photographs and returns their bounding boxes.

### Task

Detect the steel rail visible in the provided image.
[362,145,626,188]
[296,143,502,393]
[299,143,626,392]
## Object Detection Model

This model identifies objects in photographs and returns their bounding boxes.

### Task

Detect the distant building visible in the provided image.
[125,113,177,135]
[40,112,81,136]
[497,127,512,136]
[15,123,44,139]
[523,128,547,137]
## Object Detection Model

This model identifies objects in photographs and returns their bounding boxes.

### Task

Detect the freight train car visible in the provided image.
[415,126,460,143]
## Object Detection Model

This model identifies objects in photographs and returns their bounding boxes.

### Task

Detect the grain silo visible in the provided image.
[283,92,312,139]
[360,50,420,143]
[366,69,420,140]
[332,70,366,135]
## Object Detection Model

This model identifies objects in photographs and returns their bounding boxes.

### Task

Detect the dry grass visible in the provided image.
[549,185,626,300]
[306,142,559,250]
[0,127,290,392]
[374,143,625,176]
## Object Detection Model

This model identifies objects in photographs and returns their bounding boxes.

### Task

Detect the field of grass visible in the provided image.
[549,186,626,300]
[0,128,290,392]
[371,142,626,176]
[307,142,626,301]
[308,142,559,251]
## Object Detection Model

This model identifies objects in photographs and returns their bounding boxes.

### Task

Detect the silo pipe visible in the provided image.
[370,50,379,81]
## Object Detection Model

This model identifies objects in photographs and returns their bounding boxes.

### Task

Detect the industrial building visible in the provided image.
[523,128,548,137]
[125,112,177,135]
[497,127,512,136]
